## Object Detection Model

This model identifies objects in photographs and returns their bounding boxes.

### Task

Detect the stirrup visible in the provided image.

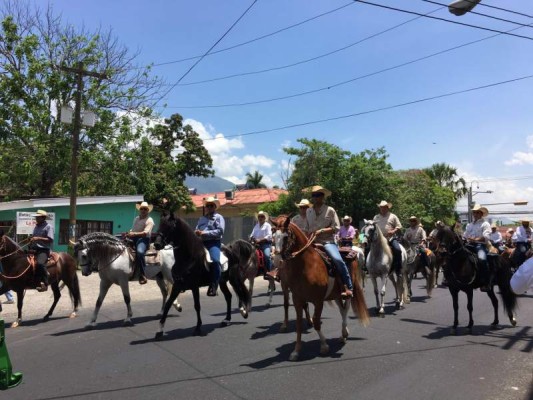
[341,286,353,299]
[36,282,48,292]
[207,285,218,297]
[139,275,147,285]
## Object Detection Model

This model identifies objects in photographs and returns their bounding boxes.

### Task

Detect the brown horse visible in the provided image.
[0,232,81,327]
[274,216,369,361]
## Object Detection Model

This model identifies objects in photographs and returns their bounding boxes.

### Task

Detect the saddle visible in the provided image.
[313,244,355,278]
[28,252,60,272]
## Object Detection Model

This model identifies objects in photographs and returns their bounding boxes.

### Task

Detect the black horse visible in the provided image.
[154,213,250,338]
[434,226,517,335]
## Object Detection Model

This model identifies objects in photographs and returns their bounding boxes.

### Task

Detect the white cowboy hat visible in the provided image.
[377,200,392,208]
[307,185,332,198]
[295,199,311,208]
[32,209,49,218]
[435,220,445,228]
[256,211,269,221]
[409,215,418,221]
[202,196,220,208]
[135,201,153,212]
[471,204,489,217]
[507,228,515,233]
[490,223,498,228]
[342,215,352,223]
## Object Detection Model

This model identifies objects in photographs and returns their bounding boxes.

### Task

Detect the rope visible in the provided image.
[0,261,32,280]
[288,232,318,259]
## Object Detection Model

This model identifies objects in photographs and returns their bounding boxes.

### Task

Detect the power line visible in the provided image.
[201,73,533,140]
[150,1,356,68]
[355,0,533,41]
[167,19,533,109]
[462,0,533,19]
[173,6,444,87]
[153,0,258,108]
[423,0,533,28]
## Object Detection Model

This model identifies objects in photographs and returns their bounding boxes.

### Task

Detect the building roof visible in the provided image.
[0,195,145,211]
[191,188,287,208]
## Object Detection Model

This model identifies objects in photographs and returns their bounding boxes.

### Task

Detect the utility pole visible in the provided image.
[60,62,107,249]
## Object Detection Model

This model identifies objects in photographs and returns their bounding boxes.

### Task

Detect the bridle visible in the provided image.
[282,225,318,260]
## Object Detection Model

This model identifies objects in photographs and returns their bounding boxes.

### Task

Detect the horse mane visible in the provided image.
[77,232,126,267]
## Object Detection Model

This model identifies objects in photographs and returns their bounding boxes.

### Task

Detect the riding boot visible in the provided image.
[264,268,280,282]
[479,261,490,292]
[138,260,147,285]
[341,285,353,299]
[36,265,48,292]
[207,281,218,297]
[207,262,221,296]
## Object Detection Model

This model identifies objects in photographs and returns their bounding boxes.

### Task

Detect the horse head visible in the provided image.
[362,219,378,243]
[74,239,92,276]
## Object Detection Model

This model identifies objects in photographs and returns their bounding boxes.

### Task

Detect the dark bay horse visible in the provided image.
[0,232,81,327]
[434,226,517,334]
[275,216,369,361]
[155,213,251,338]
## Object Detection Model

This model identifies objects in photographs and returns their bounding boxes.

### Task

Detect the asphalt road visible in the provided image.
[1,273,532,400]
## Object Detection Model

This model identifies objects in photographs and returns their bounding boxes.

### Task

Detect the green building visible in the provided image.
[0,195,159,252]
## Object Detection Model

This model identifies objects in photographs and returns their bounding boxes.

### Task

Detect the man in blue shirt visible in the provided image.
[29,210,54,292]
[195,197,225,296]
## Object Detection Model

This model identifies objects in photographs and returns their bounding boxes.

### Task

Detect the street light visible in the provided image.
[448,0,482,16]
[467,181,493,222]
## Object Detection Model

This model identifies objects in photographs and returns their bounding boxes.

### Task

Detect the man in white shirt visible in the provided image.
[489,224,504,253]
[511,219,531,268]
[373,201,403,275]
[510,258,533,294]
[463,204,492,291]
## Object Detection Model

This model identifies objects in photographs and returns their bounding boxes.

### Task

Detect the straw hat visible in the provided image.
[295,199,311,208]
[377,200,392,208]
[32,209,49,218]
[135,201,153,212]
[435,221,445,228]
[308,185,332,198]
[256,211,269,221]
[470,204,488,217]
[342,215,352,223]
[202,196,220,208]
[409,215,418,222]
[507,228,515,233]
[490,222,498,228]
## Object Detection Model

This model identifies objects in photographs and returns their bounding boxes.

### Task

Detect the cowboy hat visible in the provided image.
[342,215,352,223]
[295,199,311,208]
[520,219,530,224]
[409,215,418,221]
[202,196,220,208]
[470,204,489,217]
[135,201,153,212]
[32,209,49,218]
[377,200,392,208]
[435,221,445,228]
[307,185,332,198]
[490,222,498,228]
[507,228,515,233]
[256,211,269,221]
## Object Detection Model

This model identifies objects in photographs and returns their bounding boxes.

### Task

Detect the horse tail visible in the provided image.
[351,267,370,327]
[495,258,517,315]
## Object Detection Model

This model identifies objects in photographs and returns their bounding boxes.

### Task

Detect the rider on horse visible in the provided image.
[463,204,492,292]
[338,216,356,248]
[195,196,225,296]
[489,223,504,253]
[306,186,354,298]
[373,201,403,276]
[29,210,53,292]
[250,211,273,278]
[126,201,155,285]
[511,219,531,268]
[403,215,429,268]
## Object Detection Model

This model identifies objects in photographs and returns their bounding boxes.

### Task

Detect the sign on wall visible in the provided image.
[16,212,56,235]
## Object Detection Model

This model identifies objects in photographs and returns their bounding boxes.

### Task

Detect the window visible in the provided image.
[59,219,113,244]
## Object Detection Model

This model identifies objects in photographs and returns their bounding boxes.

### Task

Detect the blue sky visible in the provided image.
[51,0,533,218]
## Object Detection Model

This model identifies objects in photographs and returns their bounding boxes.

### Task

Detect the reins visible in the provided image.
[0,236,33,279]
[287,231,318,259]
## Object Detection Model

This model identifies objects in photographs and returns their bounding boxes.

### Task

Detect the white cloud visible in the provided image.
[504,151,533,166]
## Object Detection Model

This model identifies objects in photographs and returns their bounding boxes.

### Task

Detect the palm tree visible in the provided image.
[423,163,468,200]
[245,171,266,189]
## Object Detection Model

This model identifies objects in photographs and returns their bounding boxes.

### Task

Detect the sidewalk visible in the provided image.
[0,271,270,323]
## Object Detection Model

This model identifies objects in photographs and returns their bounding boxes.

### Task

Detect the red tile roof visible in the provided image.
[191,188,287,208]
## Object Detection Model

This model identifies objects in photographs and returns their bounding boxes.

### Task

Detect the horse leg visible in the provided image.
[370,275,381,316]
[335,298,350,343]
[312,302,329,356]
[303,302,313,328]
[192,286,203,336]
[219,279,232,327]
[466,289,474,334]
[156,283,181,339]
[119,279,133,326]
[280,280,290,333]
[86,279,112,329]
[246,277,254,313]
[166,281,182,312]
[43,282,61,321]
[290,300,304,361]
[407,272,413,301]
[486,289,499,327]
[11,290,25,328]
[266,280,275,308]
[156,276,168,317]
[62,270,82,318]
[449,287,459,335]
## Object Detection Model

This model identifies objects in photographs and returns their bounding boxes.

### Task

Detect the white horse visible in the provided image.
[75,232,176,329]
[362,220,408,316]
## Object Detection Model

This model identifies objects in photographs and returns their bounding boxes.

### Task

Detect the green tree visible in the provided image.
[245,171,266,189]
[423,162,468,201]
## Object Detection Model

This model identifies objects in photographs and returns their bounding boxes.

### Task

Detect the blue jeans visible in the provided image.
[134,237,149,276]
[324,243,353,290]
[259,242,272,272]
[5,291,13,302]
[204,240,222,284]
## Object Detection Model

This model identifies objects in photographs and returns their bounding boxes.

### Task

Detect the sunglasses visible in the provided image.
[311,192,324,198]
[205,204,216,208]
[258,216,266,219]
[140,208,149,211]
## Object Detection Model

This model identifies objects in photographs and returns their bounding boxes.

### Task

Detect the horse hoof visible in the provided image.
[289,352,299,361]
[123,320,133,327]
[405,298,411,304]
[155,331,164,340]
[11,320,20,328]
[69,312,77,319]
[265,303,271,309]
[220,319,231,327]
[279,325,287,333]
[173,303,182,312]
[511,318,517,327]
[43,315,50,322]
[239,308,248,319]
[85,323,95,330]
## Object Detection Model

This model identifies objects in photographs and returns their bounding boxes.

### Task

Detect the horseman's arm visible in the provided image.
[202,215,225,240]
